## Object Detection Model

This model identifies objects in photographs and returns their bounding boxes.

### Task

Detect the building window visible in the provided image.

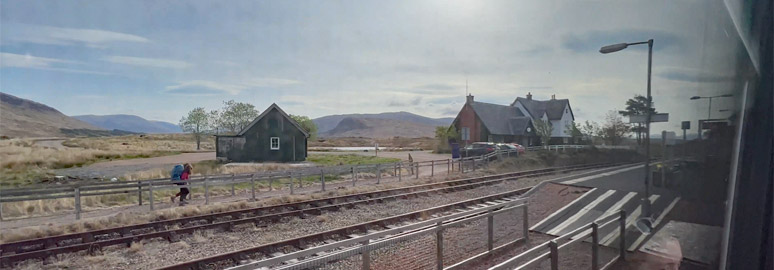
[270,137,280,150]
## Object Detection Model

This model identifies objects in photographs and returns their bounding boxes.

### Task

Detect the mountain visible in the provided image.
[73,114,182,134]
[320,117,438,138]
[0,92,104,138]
[313,111,453,134]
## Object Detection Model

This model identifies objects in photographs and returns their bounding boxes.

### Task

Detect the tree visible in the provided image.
[564,121,583,144]
[599,111,630,145]
[433,126,460,153]
[618,95,657,145]
[208,110,222,135]
[533,119,553,147]
[289,114,318,140]
[580,120,600,145]
[179,107,210,150]
[219,100,259,134]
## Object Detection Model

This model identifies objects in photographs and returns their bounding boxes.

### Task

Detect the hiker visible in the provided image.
[170,163,193,205]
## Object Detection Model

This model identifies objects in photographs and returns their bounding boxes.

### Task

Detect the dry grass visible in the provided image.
[315,215,330,223]
[191,230,212,243]
[128,241,144,253]
[0,135,207,187]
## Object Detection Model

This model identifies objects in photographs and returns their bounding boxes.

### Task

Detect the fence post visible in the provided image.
[619,210,627,260]
[362,239,371,270]
[398,163,402,182]
[320,169,325,191]
[289,172,295,195]
[523,204,529,242]
[148,181,154,210]
[431,160,434,177]
[231,173,236,196]
[250,174,256,201]
[376,164,381,184]
[549,240,559,270]
[74,187,81,220]
[472,158,476,171]
[459,159,463,173]
[137,181,143,205]
[352,167,356,187]
[592,222,599,270]
[269,176,274,191]
[415,162,420,179]
[447,159,451,174]
[204,177,210,205]
[436,221,444,270]
[488,209,494,252]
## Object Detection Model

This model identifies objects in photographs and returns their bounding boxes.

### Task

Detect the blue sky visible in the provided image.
[1,0,745,132]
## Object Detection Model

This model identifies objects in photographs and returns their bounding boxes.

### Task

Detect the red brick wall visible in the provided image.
[455,103,482,144]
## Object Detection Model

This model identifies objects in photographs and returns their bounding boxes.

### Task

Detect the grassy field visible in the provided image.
[307,154,401,166]
[0,134,214,187]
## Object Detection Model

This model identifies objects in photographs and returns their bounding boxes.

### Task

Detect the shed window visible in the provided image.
[270,137,280,150]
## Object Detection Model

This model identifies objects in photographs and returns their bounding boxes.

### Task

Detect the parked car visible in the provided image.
[508,143,526,154]
[496,143,520,156]
[461,142,497,157]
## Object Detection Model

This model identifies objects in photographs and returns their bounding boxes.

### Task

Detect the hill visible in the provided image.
[320,117,437,138]
[0,92,104,138]
[313,111,453,134]
[73,114,182,134]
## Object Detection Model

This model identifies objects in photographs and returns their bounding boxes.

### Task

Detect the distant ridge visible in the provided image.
[73,114,182,134]
[0,92,103,138]
[313,111,453,134]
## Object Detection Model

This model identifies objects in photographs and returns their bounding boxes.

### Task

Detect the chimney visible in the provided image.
[466,94,474,104]
[526,92,532,100]
[551,94,556,100]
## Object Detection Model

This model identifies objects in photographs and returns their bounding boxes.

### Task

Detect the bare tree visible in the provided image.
[179,107,210,150]
[533,119,553,147]
[599,111,630,145]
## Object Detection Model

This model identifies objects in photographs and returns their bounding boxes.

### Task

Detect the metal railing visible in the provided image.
[525,144,590,152]
[0,149,521,220]
[488,210,627,270]
[227,195,530,270]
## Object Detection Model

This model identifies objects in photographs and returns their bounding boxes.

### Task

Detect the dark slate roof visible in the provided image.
[469,101,531,135]
[512,97,571,120]
[236,103,310,137]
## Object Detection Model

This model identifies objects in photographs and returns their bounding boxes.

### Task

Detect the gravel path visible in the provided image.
[9,170,595,270]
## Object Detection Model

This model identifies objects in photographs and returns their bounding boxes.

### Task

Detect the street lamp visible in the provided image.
[600,39,654,233]
[690,94,734,119]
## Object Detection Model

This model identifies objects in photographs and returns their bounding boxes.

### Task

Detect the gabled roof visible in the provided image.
[469,101,532,136]
[235,103,310,137]
[512,97,573,121]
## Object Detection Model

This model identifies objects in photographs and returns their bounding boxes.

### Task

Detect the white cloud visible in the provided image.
[6,24,149,48]
[0,52,71,68]
[104,56,191,69]
[165,78,301,95]
[0,52,111,75]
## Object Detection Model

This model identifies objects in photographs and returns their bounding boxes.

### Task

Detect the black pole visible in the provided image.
[643,39,653,217]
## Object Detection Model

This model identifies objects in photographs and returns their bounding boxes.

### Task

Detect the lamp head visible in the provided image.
[599,43,629,54]
[720,94,733,98]
[690,96,701,100]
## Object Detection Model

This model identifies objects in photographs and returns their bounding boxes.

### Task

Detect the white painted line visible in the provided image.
[571,192,637,240]
[546,189,618,235]
[628,196,681,250]
[600,194,660,245]
[561,165,643,185]
[530,188,599,231]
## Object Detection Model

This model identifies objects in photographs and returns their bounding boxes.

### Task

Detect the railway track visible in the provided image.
[160,187,534,270]
[0,162,629,267]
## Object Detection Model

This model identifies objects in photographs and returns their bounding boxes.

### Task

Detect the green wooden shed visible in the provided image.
[216,103,309,162]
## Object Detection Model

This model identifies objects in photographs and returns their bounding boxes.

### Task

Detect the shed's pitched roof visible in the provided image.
[512,97,572,120]
[469,101,532,135]
[236,103,310,137]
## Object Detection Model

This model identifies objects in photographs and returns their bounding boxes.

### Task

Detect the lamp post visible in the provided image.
[690,94,733,120]
[600,39,654,223]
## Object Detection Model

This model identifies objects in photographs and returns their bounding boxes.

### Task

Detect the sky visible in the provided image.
[0,0,748,133]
